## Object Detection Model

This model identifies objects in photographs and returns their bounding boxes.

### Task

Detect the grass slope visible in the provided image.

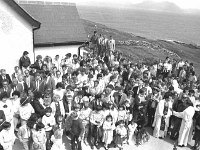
[82,19,200,74]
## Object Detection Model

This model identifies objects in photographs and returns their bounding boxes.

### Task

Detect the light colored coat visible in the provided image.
[153,99,172,138]
[173,106,195,146]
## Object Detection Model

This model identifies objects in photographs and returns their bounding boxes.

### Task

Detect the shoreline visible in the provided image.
[129,33,200,49]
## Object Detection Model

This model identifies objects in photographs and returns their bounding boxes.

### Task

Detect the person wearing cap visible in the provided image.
[19,51,31,71]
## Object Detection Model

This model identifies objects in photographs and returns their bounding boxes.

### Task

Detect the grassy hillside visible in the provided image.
[82,19,200,74]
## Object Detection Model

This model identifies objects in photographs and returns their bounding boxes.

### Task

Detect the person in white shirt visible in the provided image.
[54,71,62,86]
[50,94,65,123]
[19,96,35,125]
[0,122,16,150]
[17,121,31,150]
[11,91,21,131]
[53,55,61,71]
[53,83,66,100]
[77,69,88,87]
[79,100,92,145]
[42,107,56,141]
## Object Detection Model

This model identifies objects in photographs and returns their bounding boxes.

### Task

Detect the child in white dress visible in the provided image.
[102,115,115,149]
[50,128,65,150]
[128,120,137,145]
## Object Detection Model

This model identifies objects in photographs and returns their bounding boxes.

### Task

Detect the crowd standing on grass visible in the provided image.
[0,30,200,150]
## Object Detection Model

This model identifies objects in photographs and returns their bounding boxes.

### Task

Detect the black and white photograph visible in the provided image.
[0,0,200,150]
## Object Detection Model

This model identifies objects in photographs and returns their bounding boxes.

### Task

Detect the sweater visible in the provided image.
[70,118,84,137]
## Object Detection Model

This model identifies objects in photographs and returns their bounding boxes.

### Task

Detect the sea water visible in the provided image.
[78,6,200,45]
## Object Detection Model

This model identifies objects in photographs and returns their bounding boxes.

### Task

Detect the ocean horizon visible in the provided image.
[78,6,200,45]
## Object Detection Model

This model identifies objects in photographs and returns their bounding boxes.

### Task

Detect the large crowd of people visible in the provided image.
[0,30,200,150]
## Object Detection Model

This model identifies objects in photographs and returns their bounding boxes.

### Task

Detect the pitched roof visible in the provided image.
[18,1,87,46]
[2,0,40,29]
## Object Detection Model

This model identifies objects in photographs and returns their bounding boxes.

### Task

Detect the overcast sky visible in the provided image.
[26,0,200,9]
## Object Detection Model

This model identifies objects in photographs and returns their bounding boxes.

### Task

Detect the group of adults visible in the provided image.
[0,30,199,150]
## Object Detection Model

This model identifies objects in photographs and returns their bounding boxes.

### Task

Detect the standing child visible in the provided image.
[127,120,137,145]
[50,128,65,150]
[102,115,115,149]
[114,120,127,150]
[17,121,31,150]
[32,122,47,150]
[42,107,56,150]
[0,122,16,150]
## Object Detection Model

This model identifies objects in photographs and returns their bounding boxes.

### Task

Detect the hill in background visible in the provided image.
[131,1,183,13]
[82,19,200,74]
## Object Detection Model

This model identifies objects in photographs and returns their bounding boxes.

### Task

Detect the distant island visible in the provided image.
[82,19,200,74]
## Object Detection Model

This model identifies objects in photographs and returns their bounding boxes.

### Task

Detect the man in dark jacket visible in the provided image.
[0,69,12,88]
[0,110,5,132]
[19,51,31,70]
[70,111,84,150]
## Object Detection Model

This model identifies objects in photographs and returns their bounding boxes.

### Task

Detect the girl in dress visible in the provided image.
[127,120,137,145]
[114,120,127,150]
[0,122,16,150]
[32,122,46,150]
[50,127,65,150]
[102,115,115,149]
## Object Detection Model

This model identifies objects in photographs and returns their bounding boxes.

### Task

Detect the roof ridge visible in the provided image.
[16,0,76,6]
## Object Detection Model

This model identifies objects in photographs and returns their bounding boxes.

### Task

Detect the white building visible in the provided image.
[0,0,40,74]
[18,0,87,60]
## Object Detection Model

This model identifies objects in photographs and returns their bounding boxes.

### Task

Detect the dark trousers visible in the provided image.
[147,107,156,127]
[90,124,102,147]
[71,134,82,150]
[170,117,182,140]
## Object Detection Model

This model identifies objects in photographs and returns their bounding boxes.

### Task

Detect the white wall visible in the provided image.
[0,2,34,75]
[35,45,81,60]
